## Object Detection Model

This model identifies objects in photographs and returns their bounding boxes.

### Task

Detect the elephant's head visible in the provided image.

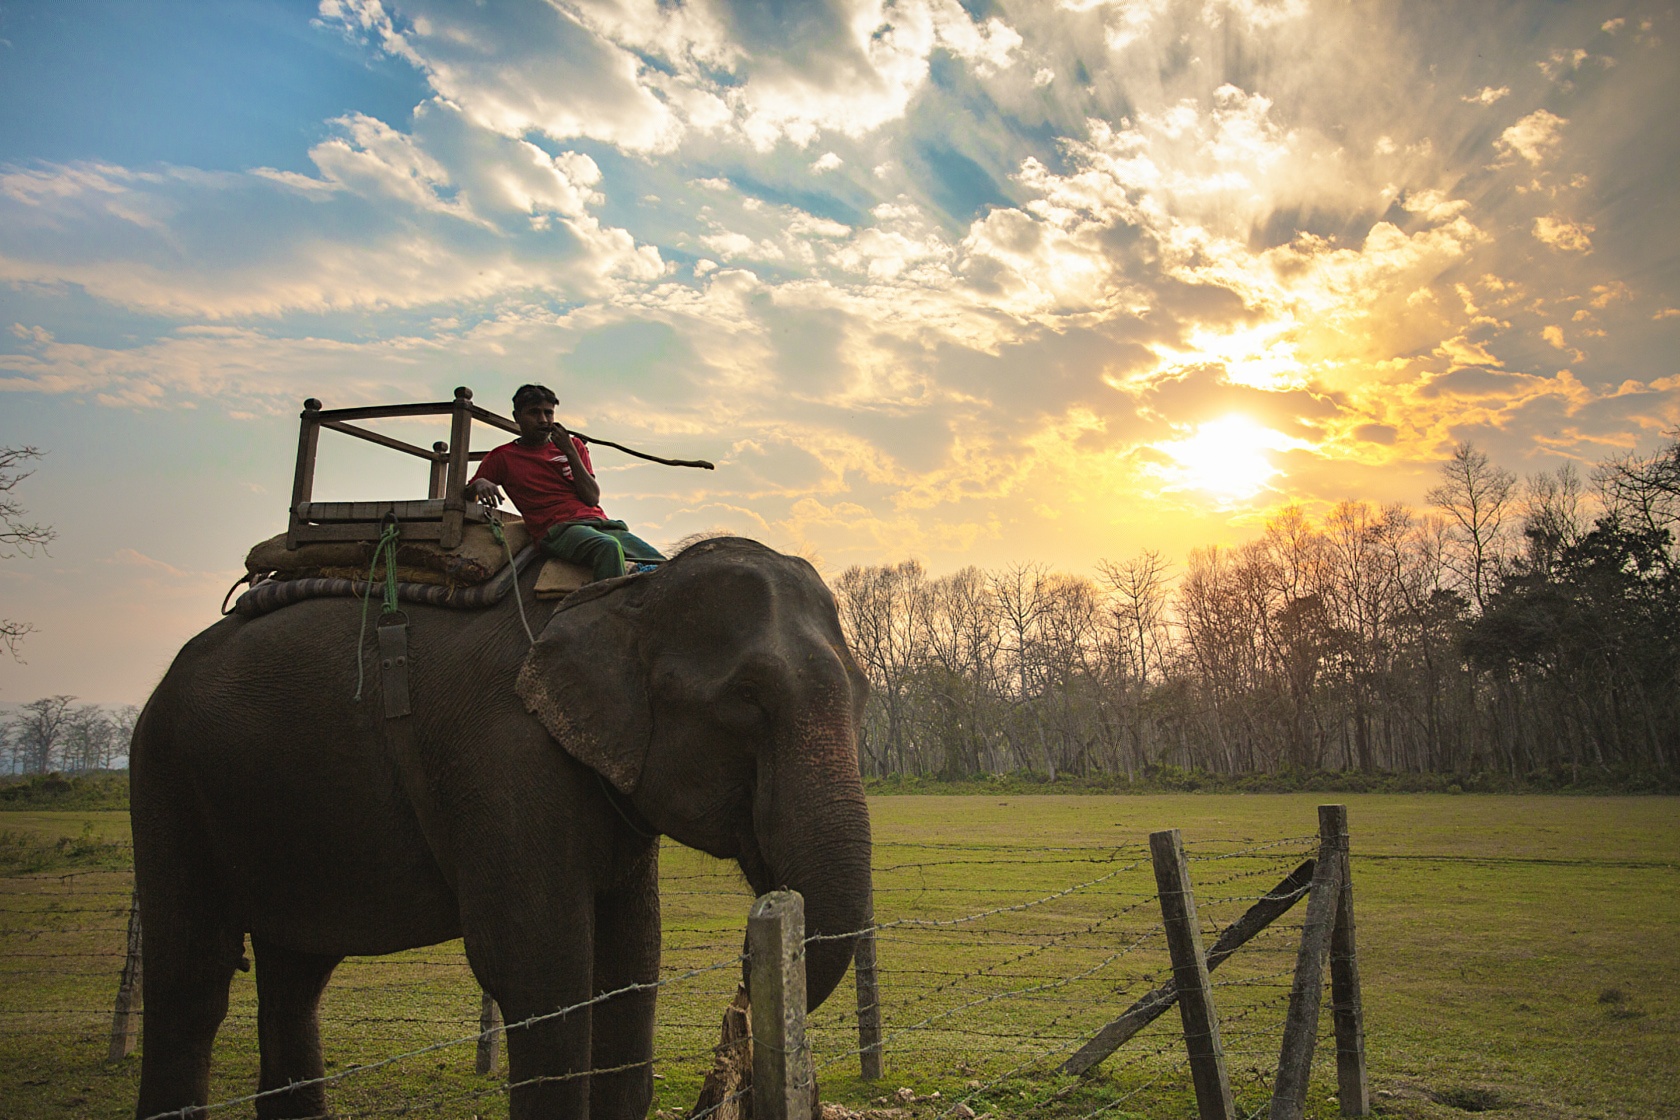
[517,537,872,1009]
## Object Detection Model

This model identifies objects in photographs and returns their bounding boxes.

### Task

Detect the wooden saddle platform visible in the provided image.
[232,387,596,617]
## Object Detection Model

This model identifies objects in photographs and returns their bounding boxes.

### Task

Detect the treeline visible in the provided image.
[0,697,139,775]
[835,438,1680,784]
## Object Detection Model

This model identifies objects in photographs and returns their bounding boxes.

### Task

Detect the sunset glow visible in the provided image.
[1152,416,1299,503]
[0,1,1675,703]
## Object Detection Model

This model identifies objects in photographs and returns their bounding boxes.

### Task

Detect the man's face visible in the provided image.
[515,400,555,441]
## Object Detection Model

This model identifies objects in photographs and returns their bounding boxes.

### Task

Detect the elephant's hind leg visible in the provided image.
[253,940,342,1120]
[133,916,243,1120]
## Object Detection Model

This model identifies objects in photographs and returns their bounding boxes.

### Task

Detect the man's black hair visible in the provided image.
[512,383,559,411]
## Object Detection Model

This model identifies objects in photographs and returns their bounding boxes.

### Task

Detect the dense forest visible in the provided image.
[834,438,1680,784]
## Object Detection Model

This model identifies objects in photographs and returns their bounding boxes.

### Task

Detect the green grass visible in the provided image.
[1,796,1674,1119]
[0,772,132,812]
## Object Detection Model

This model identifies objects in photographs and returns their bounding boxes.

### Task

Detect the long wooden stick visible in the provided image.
[573,432,715,470]
[1061,858,1316,1076]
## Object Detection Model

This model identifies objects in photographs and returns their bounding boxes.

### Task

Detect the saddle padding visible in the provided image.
[535,558,593,599]
[245,517,531,586]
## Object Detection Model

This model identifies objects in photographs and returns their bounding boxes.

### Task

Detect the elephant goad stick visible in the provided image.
[689,986,753,1120]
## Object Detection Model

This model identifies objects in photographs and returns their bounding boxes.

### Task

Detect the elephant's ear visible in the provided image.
[516,580,651,794]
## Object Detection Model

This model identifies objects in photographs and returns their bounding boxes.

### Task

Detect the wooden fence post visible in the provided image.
[1322,805,1369,1116]
[1150,829,1236,1120]
[748,891,813,1120]
[1269,807,1348,1120]
[476,990,502,1075]
[854,925,883,1080]
[107,885,143,1061]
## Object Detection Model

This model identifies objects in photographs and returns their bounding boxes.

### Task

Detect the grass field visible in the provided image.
[1,794,1675,1120]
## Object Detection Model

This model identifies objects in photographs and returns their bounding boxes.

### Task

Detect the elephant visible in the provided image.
[129,536,873,1120]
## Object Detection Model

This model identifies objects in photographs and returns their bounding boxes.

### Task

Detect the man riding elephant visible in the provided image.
[467,383,665,582]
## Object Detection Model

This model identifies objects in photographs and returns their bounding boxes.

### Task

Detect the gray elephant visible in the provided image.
[130,537,873,1120]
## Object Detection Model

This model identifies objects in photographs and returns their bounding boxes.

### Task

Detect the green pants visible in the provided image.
[541,519,665,583]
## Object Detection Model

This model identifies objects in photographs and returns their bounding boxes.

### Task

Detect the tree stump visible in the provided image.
[690,986,754,1120]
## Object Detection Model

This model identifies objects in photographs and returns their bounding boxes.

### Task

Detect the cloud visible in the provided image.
[1463,86,1510,105]
[6,0,1677,594]
[1532,214,1593,252]
[1494,109,1566,166]
[0,100,663,318]
[318,0,1026,154]
[1539,47,1612,84]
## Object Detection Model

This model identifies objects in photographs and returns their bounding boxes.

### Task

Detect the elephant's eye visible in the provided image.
[719,680,769,728]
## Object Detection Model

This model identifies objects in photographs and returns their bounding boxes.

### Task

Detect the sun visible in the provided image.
[1152,415,1298,502]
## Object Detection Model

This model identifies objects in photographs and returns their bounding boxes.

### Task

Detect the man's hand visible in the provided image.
[466,477,503,507]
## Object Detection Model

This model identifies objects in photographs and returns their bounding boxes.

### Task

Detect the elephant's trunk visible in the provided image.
[754,679,873,1012]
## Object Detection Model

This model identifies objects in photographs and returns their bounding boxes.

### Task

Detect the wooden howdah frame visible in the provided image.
[286,386,522,550]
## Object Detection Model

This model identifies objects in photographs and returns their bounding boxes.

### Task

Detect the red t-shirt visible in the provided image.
[470,436,607,537]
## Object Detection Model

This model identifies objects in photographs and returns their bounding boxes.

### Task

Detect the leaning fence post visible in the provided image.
[1269,807,1348,1120]
[1322,805,1369,1116]
[1150,829,1236,1120]
[854,924,883,1080]
[475,989,502,1075]
[748,891,813,1120]
[107,885,143,1061]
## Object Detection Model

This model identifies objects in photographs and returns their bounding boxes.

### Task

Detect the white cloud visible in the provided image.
[319,0,684,152]
[320,0,1028,154]
[0,100,662,319]
[1532,214,1593,252]
[1463,86,1510,105]
[1494,109,1566,166]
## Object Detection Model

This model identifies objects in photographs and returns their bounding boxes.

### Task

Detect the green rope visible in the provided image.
[489,512,536,646]
[353,520,403,701]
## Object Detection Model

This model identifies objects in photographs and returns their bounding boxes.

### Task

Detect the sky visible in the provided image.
[1,0,1677,705]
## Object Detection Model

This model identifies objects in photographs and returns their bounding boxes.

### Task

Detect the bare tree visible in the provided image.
[834,561,927,775]
[918,567,1004,776]
[1097,551,1174,778]
[1098,550,1173,687]
[110,704,142,767]
[1,447,56,659]
[1521,463,1589,572]
[13,695,75,774]
[1427,442,1515,612]
[61,705,116,772]
[1595,432,1680,571]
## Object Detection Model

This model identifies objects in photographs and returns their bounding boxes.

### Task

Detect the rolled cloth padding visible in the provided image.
[234,546,542,617]
[245,517,531,585]
[311,565,454,587]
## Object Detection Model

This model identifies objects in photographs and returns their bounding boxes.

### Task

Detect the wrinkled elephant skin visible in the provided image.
[130,538,873,1120]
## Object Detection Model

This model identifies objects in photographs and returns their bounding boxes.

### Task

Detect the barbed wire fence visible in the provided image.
[0,808,1365,1120]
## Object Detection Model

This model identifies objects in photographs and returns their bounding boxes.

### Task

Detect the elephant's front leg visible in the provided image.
[589,841,661,1120]
[468,906,596,1120]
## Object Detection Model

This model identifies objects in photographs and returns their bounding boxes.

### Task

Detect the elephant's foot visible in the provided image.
[254,939,343,1120]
